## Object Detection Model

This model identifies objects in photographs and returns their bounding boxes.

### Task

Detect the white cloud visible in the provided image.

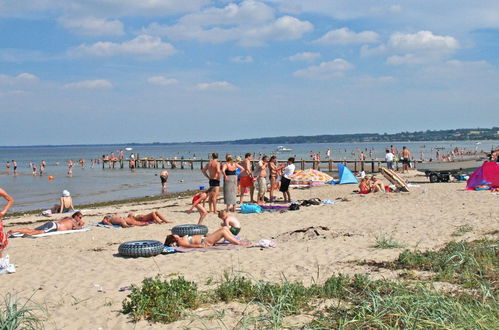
[231,56,254,63]
[315,28,379,45]
[147,76,178,86]
[62,79,112,89]
[194,81,236,91]
[287,52,320,61]
[388,31,459,53]
[143,1,313,46]
[59,16,124,36]
[293,59,353,79]
[69,35,176,59]
[178,0,274,26]
[0,73,39,84]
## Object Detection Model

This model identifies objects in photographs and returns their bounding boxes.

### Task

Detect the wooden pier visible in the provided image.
[102,157,423,173]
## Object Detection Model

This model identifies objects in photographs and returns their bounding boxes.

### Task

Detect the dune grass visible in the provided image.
[0,293,45,330]
[373,234,404,249]
[122,239,499,327]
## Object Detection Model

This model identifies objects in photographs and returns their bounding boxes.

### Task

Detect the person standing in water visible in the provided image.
[160,170,169,193]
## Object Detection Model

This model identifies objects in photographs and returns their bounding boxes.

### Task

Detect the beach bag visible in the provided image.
[289,203,300,211]
[240,204,262,214]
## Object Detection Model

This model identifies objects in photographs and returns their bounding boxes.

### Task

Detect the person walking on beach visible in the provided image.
[385,149,394,170]
[202,153,221,214]
[279,157,295,203]
[160,170,169,193]
[5,161,10,173]
[0,188,14,258]
[12,160,17,175]
[401,146,411,173]
[32,164,37,176]
[39,161,45,176]
[326,148,331,160]
[222,154,245,212]
[239,153,255,204]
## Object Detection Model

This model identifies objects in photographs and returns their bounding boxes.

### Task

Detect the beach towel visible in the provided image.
[240,204,262,214]
[10,227,90,238]
[172,240,252,253]
[94,222,122,229]
[41,209,82,217]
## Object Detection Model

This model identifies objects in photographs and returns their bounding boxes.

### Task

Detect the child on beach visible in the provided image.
[218,210,241,236]
[188,187,212,224]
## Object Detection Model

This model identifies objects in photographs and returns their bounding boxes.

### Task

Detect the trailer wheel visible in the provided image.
[429,173,439,183]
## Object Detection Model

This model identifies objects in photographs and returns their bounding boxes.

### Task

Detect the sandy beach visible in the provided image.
[1,171,497,329]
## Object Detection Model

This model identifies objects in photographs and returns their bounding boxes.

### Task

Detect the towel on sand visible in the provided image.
[172,240,252,253]
[10,227,90,238]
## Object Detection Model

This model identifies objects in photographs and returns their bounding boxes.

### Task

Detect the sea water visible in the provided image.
[0,141,495,212]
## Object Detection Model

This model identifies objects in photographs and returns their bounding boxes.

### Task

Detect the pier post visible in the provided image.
[200,160,204,169]
[301,160,305,170]
[354,161,358,172]
[371,161,375,173]
[328,160,332,172]
[190,161,194,170]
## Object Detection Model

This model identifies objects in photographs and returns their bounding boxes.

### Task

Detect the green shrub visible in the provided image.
[122,276,199,323]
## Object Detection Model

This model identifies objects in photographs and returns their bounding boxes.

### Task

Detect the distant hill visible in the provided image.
[205,127,499,145]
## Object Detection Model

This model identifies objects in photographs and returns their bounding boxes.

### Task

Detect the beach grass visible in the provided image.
[122,238,499,327]
[0,293,46,330]
[451,224,474,236]
[373,234,404,249]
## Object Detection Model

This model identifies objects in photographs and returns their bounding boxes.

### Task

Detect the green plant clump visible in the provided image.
[0,293,45,330]
[309,280,499,329]
[122,276,200,323]
[393,239,499,288]
[373,235,404,249]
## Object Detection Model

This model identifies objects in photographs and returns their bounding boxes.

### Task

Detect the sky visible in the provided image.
[0,0,498,145]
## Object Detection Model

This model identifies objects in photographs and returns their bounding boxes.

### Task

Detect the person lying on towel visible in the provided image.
[8,211,85,236]
[164,226,251,248]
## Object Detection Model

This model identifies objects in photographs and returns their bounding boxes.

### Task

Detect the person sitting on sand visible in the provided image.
[128,211,171,224]
[101,214,150,228]
[51,190,75,214]
[218,210,241,236]
[164,226,251,248]
[359,177,371,194]
[369,176,385,193]
[8,211,85,236]
[188,187,212,224]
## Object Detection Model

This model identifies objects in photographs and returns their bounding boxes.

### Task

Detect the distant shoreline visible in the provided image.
[0,127,497,148]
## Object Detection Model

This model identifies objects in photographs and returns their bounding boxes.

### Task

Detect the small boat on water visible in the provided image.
[416,158,484,172]
[125,147,133,151]
[276,146,293,152]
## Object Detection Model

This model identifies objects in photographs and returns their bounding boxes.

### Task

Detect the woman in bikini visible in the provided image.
[164,226,251,248]
[222,154,245,212]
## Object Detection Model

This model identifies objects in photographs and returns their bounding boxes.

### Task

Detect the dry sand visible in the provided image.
[1,171,497,329]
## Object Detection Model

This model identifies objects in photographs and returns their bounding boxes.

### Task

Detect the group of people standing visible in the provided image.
[200,153,296,215]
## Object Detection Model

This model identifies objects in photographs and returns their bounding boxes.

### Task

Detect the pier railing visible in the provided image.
[102,157,423,173]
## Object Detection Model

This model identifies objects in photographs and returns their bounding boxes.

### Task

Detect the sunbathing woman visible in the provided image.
[164,226,251,248]
[128,211,171,224]
[101,215,150,228]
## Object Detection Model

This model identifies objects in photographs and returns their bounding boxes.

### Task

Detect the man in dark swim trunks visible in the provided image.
[8,212,85,236]
[202,153,221,214]
[160,170,169,193]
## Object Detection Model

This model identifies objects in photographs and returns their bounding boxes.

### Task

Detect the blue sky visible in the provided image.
[0,0,498,145]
